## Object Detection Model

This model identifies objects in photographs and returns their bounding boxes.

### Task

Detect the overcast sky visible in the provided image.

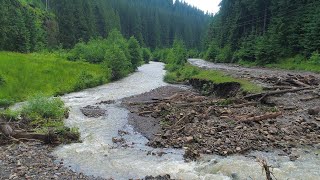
[183,0,221,14]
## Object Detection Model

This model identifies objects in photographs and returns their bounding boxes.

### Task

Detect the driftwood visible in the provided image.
[290,79,310,87]
[300,96,320,101]
[244,87,312,100]
[238,112,282,123]
[0,120,57,144]
[262,86,293,91]
[258,158,275,180]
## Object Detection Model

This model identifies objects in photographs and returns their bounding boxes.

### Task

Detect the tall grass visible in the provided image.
[164,64,262,93]
[0,52,109,102]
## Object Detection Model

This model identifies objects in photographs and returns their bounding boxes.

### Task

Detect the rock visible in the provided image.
[185,136,194,143]
[80,105,106,118]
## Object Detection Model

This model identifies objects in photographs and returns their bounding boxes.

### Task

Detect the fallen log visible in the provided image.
[290,79,310,87]
[238,112,282,123]
[244,87,312,100]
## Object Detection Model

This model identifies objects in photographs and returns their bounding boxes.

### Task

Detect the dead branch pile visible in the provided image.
[127,91,320,160]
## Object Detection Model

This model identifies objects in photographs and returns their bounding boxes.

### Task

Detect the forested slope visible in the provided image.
[205,0,320,65]
[0,0,210,52]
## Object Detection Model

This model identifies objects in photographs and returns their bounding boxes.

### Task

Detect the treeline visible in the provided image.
[0,0,56,52]
[205,0,320,64]
[0,0,210,52]
[68,29,152,80]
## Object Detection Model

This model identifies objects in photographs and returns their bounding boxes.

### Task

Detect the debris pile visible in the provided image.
[126,74,320,161]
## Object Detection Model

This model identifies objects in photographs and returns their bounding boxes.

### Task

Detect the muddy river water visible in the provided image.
[54,61,320,179]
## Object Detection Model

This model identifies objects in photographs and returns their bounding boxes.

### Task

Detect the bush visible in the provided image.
[128,36,142,70]
[104,45,132,80]
[74,71,106,91]
[142,48,152,63]
[0,109,20,120]
[68,39,107,63]
[309,51,320,65]
[205,41,219,62]
[164,72,178,83]
[0,99,14,109]
[216,45,233,63]
[21,95,66,125]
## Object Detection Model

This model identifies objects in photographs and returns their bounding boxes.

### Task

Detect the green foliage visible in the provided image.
[187,49,200,58]
[128,36,142,70]
[74,71,107,91]
[104,45,132,80]
[165,64,261,93]
[21,95,66,123]
[68,39,108,63]
[0,74,5,86]
[21,95,80,143]
[265,55,320,73]
[216,45,233,63]
[0,109,20,121]
[309,51,320,65]
[205,0,320,65]
[0,52,107,102]
[142,48,152,63]
[205,42,219,62]
[0,99,14,109]
[167,39,187,65]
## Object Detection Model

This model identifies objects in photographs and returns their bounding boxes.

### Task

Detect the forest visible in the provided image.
[205,0,320,66]
[0,0,210,52]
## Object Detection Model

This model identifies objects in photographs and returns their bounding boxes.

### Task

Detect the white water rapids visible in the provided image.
[53,62,320,180]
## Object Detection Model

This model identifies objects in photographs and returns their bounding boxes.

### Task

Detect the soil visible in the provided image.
[122,86,189,140]
[124,60,320,161]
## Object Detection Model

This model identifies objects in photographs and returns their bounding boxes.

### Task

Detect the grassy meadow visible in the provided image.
[0,52,109,103]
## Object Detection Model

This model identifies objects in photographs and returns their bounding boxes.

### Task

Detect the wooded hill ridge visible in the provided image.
[0,0,210,52]
[205,0,320,65]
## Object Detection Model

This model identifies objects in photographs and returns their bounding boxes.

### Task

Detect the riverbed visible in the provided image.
[54,61,320,179]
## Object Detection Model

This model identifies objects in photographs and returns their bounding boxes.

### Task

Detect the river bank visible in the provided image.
[1,60,320,179]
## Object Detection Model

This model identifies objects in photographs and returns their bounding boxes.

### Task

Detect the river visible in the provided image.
[54,61,320,180]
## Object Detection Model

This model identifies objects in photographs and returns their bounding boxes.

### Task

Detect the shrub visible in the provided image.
[0,109,20,120]
[216,45,233,63]
[21,95,66,125]
[74,71,105,91]
[104,45,132,80]
[68,39,107,63]
[142,48,152,63]
[164,72,178,83]
[309,51,320,65]
[205,41,219,62]
[0,99,14,109]
[128,36,142,70]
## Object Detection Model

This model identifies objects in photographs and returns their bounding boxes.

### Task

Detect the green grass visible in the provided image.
[266,60,320,73]
[239,55,320,73]
[0,51,109,102]
[164,64,262,93]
